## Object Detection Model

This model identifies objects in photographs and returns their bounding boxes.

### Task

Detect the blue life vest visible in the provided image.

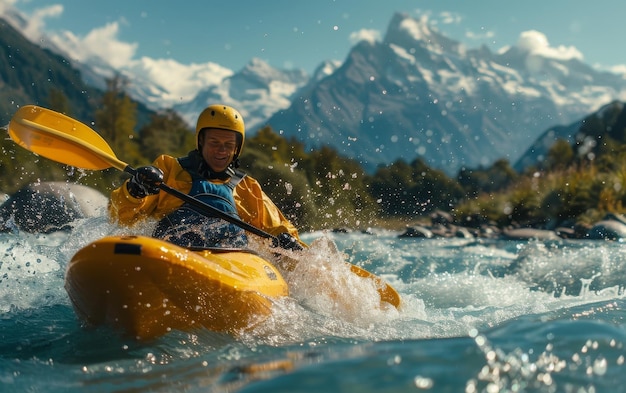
[153,153,248,249]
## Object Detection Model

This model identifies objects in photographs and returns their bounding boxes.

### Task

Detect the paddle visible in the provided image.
[8,105,401,307]
[8,105,272,238]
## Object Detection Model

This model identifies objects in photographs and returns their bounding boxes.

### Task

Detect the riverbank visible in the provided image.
[335,210,626,241]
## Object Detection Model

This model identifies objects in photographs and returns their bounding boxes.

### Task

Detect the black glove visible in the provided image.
[126,166,164,198]
[273,232,303,251]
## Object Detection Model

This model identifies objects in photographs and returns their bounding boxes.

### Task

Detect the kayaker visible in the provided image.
[108,104,304,250]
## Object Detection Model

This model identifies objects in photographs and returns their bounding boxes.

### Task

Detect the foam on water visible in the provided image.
[3,221,624,343]
[0,215,144,313]
[293,231,626,342]
[3,220,626,392]
[0,231,67,311]
[242,233,407,344]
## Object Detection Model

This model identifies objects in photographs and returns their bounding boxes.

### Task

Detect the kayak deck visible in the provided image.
[65,235,288,340]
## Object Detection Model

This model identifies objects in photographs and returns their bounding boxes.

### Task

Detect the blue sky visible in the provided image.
[3,0,626,75]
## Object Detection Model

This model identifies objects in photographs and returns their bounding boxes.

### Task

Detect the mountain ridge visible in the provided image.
[263,12,626,174]
[4,11,626,175]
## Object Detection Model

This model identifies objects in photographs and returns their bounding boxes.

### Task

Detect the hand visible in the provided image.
[273,232,303,251]
[126,166,164,198]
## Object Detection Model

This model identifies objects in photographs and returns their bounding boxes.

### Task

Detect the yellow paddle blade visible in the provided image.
[8,105,127,171]
[7,106,403,309]
[349,264,401,308]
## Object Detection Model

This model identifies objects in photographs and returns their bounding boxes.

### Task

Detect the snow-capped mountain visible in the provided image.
[0,8,234,115]
[52,51,234,115]
[514,100,626,171]
[170,58,342,130]
[6,6,626,175]
[120,57,234,111]
[264,13,626,174]
[62,53,312,132]
[172,58,310,130]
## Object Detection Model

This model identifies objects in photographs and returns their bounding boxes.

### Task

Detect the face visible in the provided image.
[200,129,238,173]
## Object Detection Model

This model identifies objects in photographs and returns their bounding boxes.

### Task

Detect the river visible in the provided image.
[1,215,625,392]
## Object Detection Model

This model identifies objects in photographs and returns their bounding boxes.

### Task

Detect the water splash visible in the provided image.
[246,233,404,343]
[0,232,66,311]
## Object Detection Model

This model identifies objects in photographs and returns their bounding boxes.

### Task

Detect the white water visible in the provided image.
[2,218,626,392]
[1,218,624,339]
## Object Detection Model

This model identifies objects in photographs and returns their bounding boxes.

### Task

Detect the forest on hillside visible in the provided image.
[2,77,626,232]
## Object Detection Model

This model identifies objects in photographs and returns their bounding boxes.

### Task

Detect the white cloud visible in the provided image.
[465,29,495,40]
[1,0,136,69]
[49,21,138,69]
[349,28,381,45]
[438,11,462,25]
[0,0,17,14]
[127,57,233,103]
[0,0,232,105]
[514,30,583,61]
[0,0,63,42]
[610,64,626,78]
[22,4,63,41]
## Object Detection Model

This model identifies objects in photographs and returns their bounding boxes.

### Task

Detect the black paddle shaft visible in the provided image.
[123,165,279,242]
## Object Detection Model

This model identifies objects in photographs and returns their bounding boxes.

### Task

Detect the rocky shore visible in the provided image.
[392,210,626,241]
[4,182,626,241]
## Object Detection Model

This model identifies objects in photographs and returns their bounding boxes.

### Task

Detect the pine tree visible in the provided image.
[95,74,140,165]
[138,109,195,160]
[47,87,71,116]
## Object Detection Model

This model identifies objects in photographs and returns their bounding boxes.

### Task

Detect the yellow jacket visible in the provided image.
[109,154,303,243]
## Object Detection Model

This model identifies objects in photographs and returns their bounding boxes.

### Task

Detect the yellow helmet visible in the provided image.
[195,104,245,156]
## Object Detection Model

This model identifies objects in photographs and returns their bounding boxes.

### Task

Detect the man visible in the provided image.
[109,104,304,250]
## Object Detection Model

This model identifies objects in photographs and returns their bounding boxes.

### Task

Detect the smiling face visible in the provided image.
[199,128,239,173]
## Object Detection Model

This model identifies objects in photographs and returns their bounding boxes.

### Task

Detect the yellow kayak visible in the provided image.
[65,235,288,340]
